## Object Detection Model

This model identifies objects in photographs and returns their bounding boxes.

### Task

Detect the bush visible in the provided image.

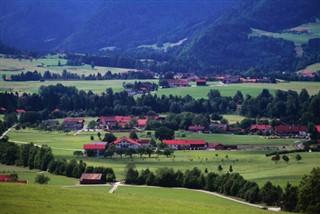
[35,174,50,184]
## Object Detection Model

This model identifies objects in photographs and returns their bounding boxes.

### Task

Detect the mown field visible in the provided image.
[155,81,320,99]
[6,128,318,187]
[0,183,283,214]
[1,79,319,97]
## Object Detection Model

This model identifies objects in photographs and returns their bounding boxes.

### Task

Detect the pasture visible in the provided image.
[1,79,318,97]
[155,81,320,99]
[0,79,158,94]
[6,128,319,187]
[0,183,283,214]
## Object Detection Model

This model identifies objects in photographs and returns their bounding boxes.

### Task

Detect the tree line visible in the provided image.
[0,139,116,183]
[7,69,155,81]
[125,164,320,213]
[0,84,319,126]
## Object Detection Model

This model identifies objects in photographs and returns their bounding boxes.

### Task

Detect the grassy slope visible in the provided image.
[7,129,319,187]
[0,183,283,214]
[250,22,320,46]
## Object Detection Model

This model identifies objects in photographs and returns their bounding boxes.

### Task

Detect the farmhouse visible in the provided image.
[109,136,141,148]
[210,123,228,132]
[16,109,25,114]
[0,175,28,184]
[80,173,103,184]
[207,143,238,150]
[63,118,85,130]
[250,125,272,135]
[136,119,148,129]
[196,79,207,86]
[167,79,189,87]
[83,142,107,156]
[188,125,205,133]
[163,139,207,150]
[316,125,320,132]
[99,116,131,129]
[274,125,307,137]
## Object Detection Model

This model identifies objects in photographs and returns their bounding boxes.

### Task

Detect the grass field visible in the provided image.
[222,114,246,124]
[154,81,320,99]
[297,63,320,73]
[0,164,78,186]
[1,183,283,214]
[250,22,320,46]
[0,79,158,94]
[1,78,319,97]
[6,128,318,187]
[0,56,134,81]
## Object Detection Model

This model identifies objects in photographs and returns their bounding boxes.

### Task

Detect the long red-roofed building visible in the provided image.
[163,139,207,150]
[80,173,103,184]
[83,142,107,156]
[275,125,307,136]
[250,125,272,135]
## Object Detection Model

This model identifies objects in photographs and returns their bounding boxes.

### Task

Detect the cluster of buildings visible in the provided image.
[214,75,271,84]
[83,136,238,157]
[249,124,310,137]
[0,175,28,184]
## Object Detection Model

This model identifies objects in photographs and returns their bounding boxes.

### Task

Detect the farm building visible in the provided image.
[80,173,103,184]
[207,143,237,150]
[274,125,307,137]
[83,143,107,157]
[210,123,228,132]
[109,136,141,149]
[63,118,85,130]
[196,79,207,86]
[163,139,207,150]
[16,109,25,114]
[167,79,189,87]
[250,125,272,135]
[188,125,205,133]
[136,119,148,129]
[0,175,28,184]
[0,107,7,113]
[316,125,320,132]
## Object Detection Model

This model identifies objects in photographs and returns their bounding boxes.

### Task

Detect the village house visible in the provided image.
[16,109,26,114]
[80,173,103,184]
[0,175,28,184]
[163,139,207,150]
[83,142,107,156]
[274,125,307,137]
[63,118,85,130]
[167,79,189,87]
[207,142,238,150]
[196,79,207,86]
[250,125,272,135]
[109,136,142,149]
[210,123,228,132]
[188,125,205,133]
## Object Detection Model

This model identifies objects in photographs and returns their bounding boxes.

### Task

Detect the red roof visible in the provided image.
[0,107,6,111]
[196,79,207,83]
[137,119,148,127]
[52,108,61,112]
[275,125,306,133]
[207,142,223,148]
[250,125,271,131]
[163,139,206,145]
[83,144,106,150]
[64,118,85,123]
[316,125,320,132]
[188,126,205,131]
[16,109,25,113]
[0,175,13,182]
[80,173,102,181]
[137,139,151,144]
[110,136,141,146]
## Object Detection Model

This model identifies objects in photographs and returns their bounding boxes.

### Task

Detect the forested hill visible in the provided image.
[0,0,235,52]
[175,0,320,74]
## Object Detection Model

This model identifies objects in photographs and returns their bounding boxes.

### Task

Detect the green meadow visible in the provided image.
[1,79,318,97]
[155,81,320,99]
[0,183,284,214]
[6,128,319,187]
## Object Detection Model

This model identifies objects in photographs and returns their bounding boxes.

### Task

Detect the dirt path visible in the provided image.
[0,124,17,139]
[109,182,121,193]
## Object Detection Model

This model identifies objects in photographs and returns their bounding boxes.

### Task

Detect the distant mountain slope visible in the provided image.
[0,0,102,50]
[58,1,235,52]
[176,0,320,73]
